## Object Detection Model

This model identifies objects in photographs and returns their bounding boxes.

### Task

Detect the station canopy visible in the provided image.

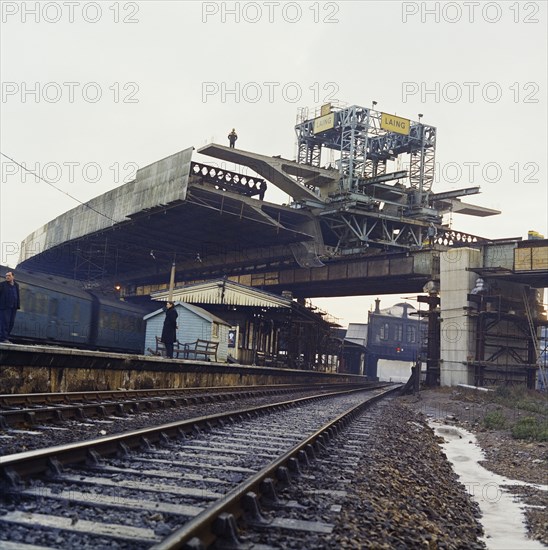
[17,147,315,285]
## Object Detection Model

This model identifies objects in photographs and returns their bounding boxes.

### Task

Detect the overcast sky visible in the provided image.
[1,0,546,326]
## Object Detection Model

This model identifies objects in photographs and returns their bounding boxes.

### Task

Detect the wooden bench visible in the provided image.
[255,350,276,366]
[148,336,184,358]
[182,339,219,362]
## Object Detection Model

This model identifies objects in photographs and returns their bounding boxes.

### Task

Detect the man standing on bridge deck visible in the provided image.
[0,271,20,343]
[228,128,238,148]
[427,223,438,247]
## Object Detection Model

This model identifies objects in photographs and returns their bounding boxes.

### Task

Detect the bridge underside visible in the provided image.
[18,144,500,303]
[18,160,438,298]
[131,250,436,300]
[18,183,316,286]
[20,212,436,299]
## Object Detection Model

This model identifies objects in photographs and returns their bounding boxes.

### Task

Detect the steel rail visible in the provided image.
[0,383,359,407]
[0,384,368,428]
[0,385,386,482]
[153,385,401,549]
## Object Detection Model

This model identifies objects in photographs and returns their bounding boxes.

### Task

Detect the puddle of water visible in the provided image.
[432,422,547,550]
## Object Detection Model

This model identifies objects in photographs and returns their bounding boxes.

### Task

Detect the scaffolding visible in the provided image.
[293,104,447,254]
[466,288,544,388]
[523,288,548,389]
[295,104,436,205]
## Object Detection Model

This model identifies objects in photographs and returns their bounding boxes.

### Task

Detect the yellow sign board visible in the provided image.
[320,103,331,116]
[380,112,410,135]
[515,247,548,271]
[528,230,545,240]
[313,113,335,134]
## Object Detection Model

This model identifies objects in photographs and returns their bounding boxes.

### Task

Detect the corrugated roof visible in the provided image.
[144,302,230,325]
[344,323,368,347]
[152,279,292,309]
[379,302,417,317]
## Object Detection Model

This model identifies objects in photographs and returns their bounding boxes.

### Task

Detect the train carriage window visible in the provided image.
[69,302,83,338]
[72,300,85,332]
[19,285,31,312]
[35,291,48,315]
[124,314,136,331]
[119,313,127,331]
[111,312,120,330]
[99,311,108,330]
[49,298,59,317]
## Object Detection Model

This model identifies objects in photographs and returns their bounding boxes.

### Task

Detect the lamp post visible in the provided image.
[168,259,176,302]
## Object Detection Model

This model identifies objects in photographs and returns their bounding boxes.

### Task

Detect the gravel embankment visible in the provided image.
[329,399,485,549]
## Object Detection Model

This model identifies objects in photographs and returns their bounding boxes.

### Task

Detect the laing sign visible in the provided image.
[380,113,410,135]
[313,113,335,134]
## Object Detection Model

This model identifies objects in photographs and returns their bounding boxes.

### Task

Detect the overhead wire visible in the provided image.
[0,151,122,226]
[0,150,205,263]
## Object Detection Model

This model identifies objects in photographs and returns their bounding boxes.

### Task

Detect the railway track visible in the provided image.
[0,384,370,428]
[0,385,398,549]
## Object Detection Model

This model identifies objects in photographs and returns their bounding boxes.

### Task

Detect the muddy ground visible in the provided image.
[399,386,547,546]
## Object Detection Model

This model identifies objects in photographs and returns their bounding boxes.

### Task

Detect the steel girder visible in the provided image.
[319,210,485,254]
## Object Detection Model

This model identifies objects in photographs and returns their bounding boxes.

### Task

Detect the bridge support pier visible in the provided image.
[439,248,481,386]
[418,293,441,386]
[438,245,544,388]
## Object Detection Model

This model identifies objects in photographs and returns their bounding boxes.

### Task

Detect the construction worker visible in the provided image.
[427,223,437,247]
[228,128,238,148]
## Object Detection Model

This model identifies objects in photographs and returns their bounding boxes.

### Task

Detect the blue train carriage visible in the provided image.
[7,268,93,347]
[92,295,146,354]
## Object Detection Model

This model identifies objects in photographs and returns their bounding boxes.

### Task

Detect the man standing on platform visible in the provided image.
[0,271,20,343]
[161,301,178,359]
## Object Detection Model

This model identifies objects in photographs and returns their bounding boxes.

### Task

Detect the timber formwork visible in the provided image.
[466,292,540,388]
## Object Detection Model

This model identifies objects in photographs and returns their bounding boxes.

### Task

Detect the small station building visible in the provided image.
[152,279,339,370]
[143,303,231,361]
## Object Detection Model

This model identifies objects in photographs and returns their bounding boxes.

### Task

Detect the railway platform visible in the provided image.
[0,343,363,393]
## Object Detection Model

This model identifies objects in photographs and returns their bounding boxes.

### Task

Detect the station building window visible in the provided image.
[407,325,416,343]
